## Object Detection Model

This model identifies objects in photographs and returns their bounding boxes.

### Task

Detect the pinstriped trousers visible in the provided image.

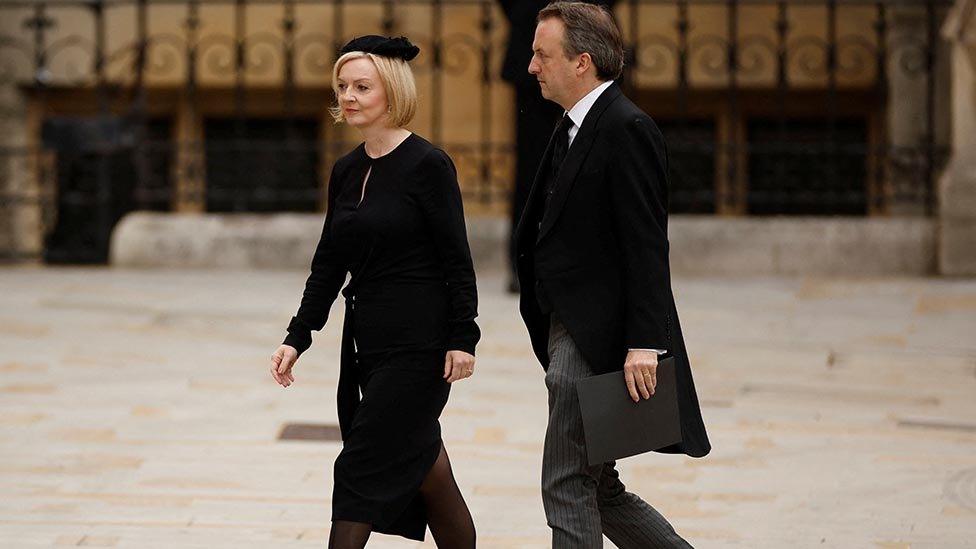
[542,315,694,549]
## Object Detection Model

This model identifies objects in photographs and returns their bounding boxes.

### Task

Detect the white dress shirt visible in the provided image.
[561,80,666,357]
[565,79,614,148]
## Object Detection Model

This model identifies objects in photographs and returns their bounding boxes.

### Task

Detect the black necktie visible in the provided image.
[545,113,575,205]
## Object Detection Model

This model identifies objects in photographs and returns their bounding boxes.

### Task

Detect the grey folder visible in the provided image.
[576,357,682,466]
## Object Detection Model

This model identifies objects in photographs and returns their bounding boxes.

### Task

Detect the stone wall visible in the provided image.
[111,211,936,276]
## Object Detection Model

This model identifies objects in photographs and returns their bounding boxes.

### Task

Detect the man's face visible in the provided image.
[528,18,577,108]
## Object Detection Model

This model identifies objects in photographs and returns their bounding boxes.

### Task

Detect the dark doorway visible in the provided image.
[40,115,172,264]
[747,117,868,216]
[204,117,321,213]
[656,118,718,214]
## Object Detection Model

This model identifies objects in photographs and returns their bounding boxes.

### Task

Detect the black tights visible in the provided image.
[328,444,476,549]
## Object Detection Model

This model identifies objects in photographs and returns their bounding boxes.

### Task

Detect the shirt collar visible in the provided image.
[565,80,614,129]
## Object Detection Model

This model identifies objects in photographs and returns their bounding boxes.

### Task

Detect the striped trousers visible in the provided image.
[542,315,694,549]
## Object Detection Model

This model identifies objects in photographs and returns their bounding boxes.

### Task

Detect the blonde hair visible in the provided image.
[329,51,418,127]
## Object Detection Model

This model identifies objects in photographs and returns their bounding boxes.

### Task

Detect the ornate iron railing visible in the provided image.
[0,0,953,262]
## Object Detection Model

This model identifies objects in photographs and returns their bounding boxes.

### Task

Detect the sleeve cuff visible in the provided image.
[283,330,312,357]
[447,338,477,356]
[447,322,480,356]
[629,348,668,355]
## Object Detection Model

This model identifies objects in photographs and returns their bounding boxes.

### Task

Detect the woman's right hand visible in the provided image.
[444,350,475,383]
[270,345,299,388]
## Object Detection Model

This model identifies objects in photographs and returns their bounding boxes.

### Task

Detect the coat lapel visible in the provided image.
[536,82,621,243]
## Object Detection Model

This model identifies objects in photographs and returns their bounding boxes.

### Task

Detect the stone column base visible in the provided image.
[938,160,976,275]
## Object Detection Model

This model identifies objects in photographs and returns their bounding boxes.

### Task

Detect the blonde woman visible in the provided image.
[270,36,479,548]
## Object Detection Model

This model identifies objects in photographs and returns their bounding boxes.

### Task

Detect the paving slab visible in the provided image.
[1,266,975,548]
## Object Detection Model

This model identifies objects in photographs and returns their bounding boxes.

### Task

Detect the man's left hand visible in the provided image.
[623,350,657,402]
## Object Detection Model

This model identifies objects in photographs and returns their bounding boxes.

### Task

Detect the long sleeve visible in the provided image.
[607,115,673,351]
[416,149,481,355]
[282,163,349,356]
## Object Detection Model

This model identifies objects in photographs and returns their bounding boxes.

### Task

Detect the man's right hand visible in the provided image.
[270,345,299,388]
[623,350,657,403]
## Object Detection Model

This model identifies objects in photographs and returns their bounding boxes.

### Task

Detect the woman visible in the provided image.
[269,35,479,548]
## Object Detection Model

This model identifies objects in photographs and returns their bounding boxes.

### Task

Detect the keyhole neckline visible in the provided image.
[363,131,415,161]
[356,166,371,209]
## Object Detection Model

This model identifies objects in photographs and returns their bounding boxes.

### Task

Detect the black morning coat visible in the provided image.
[514,81,711,458]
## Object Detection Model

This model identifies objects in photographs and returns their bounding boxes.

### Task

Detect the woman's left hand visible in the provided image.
[444,350,475,383]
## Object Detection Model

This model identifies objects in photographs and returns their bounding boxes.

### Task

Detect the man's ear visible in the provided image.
[576,52,592,76]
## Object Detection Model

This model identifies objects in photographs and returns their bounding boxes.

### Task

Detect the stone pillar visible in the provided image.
[938,0,976,275]
[0,82,15,257]
[0,5,45,263]
[174,97,205,213]
[0,80,43,264]
[886,5,952,215]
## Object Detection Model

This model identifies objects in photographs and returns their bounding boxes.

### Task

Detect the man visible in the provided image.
[514,3,711,547]
[497,0,616,293]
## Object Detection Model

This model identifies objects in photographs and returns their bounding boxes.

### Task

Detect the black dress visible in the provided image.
[282,132,480,541]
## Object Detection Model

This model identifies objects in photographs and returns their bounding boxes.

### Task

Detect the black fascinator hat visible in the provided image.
[339,35,420,61]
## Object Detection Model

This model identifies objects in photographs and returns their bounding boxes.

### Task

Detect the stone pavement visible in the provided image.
[1,266,975,548]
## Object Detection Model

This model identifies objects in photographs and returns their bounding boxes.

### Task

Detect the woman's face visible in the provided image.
[335,57,390,129]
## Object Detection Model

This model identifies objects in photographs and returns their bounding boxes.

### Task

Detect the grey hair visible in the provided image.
[538,2,625,81]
